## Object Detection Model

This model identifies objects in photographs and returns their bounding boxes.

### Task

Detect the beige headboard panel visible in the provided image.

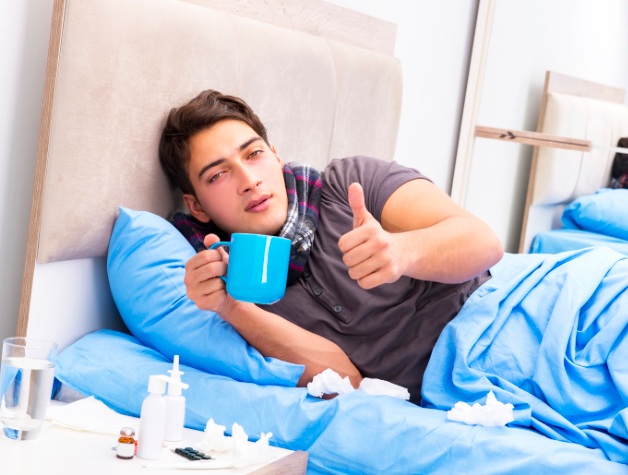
[531,93,628,206]
[33,0,402,266]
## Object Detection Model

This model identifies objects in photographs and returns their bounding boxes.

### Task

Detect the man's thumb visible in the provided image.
[204,233,220,249]
[348,183,371,229]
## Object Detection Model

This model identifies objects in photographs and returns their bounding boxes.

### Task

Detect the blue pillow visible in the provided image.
[562,188,628,241]
[107,207,303,386]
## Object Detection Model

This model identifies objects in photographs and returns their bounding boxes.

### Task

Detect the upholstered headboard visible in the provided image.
[19,0,402,349]
[519,72,628,253]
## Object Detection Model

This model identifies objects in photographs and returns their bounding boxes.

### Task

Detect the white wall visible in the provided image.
[325,0,480,192]
[465,0,628,253]
[0,0,55,343]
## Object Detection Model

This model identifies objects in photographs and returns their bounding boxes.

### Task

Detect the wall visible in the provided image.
[325,0,480,192]
[0,0,55,344]
[464,0,628,253]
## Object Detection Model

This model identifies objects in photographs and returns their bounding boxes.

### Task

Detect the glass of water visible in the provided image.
[0,337,57,440]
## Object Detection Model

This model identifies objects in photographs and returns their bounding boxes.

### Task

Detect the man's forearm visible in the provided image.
[397,215,503,284]
[219,300,362,388]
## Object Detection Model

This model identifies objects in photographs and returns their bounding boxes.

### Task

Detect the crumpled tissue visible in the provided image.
[231,422,274,469]
[198,419,274,469]
[359,377,410,401]
[198,419,233,452]
[307,368,355,397]
[447,391,514,427]
[306,368,410,400]
[45,396,139,435]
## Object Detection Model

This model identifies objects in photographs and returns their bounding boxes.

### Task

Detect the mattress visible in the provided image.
[530,228,628,256]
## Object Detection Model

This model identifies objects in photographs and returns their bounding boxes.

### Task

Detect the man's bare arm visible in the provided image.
[184,233,362,389]
[219,300,362,388]
[339,179,503,287]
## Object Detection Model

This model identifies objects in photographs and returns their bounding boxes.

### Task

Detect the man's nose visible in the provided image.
[236,164,262,194]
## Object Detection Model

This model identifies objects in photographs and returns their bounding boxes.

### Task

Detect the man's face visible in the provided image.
[183,120,288,236]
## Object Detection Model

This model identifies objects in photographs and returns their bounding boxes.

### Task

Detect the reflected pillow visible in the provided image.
[107,207,304,386]
[562,189,628,241]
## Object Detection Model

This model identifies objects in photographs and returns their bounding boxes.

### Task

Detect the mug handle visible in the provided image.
[209,241,231,283]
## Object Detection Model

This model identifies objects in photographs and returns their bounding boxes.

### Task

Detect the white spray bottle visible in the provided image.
[164,355,188,442]
[137,375,189,460]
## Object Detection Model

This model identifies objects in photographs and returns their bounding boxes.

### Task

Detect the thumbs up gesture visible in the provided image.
[338,183,406,289]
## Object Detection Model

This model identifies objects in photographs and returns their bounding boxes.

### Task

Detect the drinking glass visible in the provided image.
[0,337,57,440]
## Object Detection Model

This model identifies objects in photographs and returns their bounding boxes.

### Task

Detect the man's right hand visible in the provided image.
[184,233,234,313]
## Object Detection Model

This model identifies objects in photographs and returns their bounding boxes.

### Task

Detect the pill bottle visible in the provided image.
[116,427,136,459]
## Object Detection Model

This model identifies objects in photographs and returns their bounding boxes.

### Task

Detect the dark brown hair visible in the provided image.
[159,90,269,196]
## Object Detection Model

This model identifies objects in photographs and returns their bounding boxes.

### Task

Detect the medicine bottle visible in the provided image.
[116,427,136,459]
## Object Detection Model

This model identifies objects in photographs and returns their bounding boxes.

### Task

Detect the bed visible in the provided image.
[518,71,628,254]
[12,1,628,474]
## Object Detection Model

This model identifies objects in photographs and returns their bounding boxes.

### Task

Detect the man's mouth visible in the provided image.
[245,195,271,213]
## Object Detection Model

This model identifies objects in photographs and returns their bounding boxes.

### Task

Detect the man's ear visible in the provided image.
[183,193,211,223]
[270,144,284,167]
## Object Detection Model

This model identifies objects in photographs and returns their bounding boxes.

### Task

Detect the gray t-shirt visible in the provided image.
[260,156,490,403]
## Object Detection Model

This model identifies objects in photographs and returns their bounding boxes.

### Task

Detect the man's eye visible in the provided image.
[249,150,262,159]
[209,172,223,183]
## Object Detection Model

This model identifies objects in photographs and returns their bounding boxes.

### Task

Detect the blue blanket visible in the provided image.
[422,247,628,464]
[56,330,625,475]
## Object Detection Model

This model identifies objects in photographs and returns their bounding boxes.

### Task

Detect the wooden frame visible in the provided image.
[18,0,67,336]
[517,71,626,253]
[450,0,496,206]
[250,450,308,475]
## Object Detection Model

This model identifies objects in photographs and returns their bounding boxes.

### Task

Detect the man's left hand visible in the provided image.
[338,183,408,289]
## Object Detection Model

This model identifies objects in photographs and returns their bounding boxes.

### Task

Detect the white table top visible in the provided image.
[0,404,304,474]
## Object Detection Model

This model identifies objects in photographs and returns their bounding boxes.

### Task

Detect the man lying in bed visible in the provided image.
[159,90,504,404]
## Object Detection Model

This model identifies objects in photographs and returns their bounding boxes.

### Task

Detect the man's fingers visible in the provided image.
[187,261,228,286]
[204,233,220,249]
[218,246,229,264]
[338,225,372,254]
[185,249,224,272]
[348,183,372,229]
[347,256,382,282]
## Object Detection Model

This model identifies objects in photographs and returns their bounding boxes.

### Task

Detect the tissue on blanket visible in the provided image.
[359,377,410,400]
[307,368,355,397]
[198,418,233,452]
[45,397,139,435]
[447,391,514,427]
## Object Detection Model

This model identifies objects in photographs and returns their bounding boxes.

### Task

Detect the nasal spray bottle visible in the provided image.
[137,374,189,460]
[164,355,187,442]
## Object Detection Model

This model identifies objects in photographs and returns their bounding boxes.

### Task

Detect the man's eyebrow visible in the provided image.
[239,136,262,151]
[198,159,225,180]
[197,137,262,180]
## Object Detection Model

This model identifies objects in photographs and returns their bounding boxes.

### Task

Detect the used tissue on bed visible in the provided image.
[307,368,355,397]
[307,369,410,400]
[447,391,514,427]
[199,419,233,452]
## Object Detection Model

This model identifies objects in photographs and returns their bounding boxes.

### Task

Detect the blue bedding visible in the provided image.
[423,247,628,465]
[530,228,628,256]
[56,330,625,474]
[53,247,628,473]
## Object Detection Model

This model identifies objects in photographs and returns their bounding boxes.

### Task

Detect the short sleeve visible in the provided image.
[322,156,430,222]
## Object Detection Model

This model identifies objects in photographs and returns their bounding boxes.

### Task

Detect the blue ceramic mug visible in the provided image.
[209,233,291,304]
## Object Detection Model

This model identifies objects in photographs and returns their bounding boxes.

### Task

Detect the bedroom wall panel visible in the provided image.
[231,16,337,171]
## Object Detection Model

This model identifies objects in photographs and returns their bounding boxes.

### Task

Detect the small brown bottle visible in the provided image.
[116,427,136,459]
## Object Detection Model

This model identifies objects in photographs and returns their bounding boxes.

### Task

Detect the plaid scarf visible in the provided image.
[170,162,322,286]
